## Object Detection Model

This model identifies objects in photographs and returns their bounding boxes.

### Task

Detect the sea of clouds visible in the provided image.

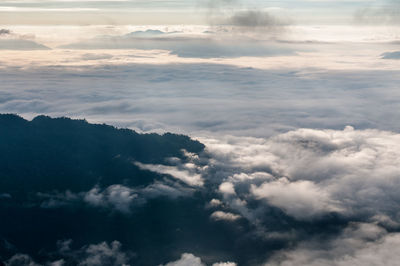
[1,16,400,264]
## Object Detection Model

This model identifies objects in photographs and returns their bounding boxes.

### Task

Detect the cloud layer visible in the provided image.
[203,126,400,222]
[1,61,400,137]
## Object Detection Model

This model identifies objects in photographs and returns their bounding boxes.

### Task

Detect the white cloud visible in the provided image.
[81,53,114,61]
[141,181,194,198]
[50,259,66,266]
[163,253,205,266]
[251,178,342,219]
[0,7,99,12]
[219,182,236,195]
[84,185,137,213]
[210,211,241,221]
[230,172,274,182]
[203,127,400,221]
[60,32,295,58]
[36,180,194,213]
[162,253,237,266]
[208,198,223,207]
[78,241,130,266]
[265,223,400,266]
[1,58,400,137]
[134,162,204,187]
[6,254,41,266]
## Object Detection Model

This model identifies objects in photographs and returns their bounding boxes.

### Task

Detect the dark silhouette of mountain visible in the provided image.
[0,114,232,265]
[123,29,180,37]
[0,39,50,50]
[381,51,400,59]
[0,114,316,266]
[0,114,204,195]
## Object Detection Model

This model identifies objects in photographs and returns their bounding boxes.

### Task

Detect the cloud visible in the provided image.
[204,0,290,34]
[36,186,138,212]
[84,185,138,213]
[162,253,237,266]
[203,126,400,224]
[57,239,73,254]
[354,1,400,25]
[3,62,400,138]
[163,253,205,266]
[134,162,204,187]
[81,53,114,61]
[3,114,400,265]
[60,31,294,58]
[251,178,342,220]
[1,35,400,264]
[50,259,66,266]
[36,185,141,213]
[218,182,236,195]
[5,254,66,266]
[141,181,194,199]
[35,178,196,214]
[78,241,130,266]
[213,263,237,266]
[226,10,290,30]
[207,198,223,208]
[4,240,131,266]
[38,190,80,208]
[36,180,195,213]
[5,254,41,266]
[265,223,400,266]
[210,211,241,221]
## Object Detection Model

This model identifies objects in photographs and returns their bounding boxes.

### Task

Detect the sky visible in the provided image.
[0,0,396,25]
[1,0,400,265]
